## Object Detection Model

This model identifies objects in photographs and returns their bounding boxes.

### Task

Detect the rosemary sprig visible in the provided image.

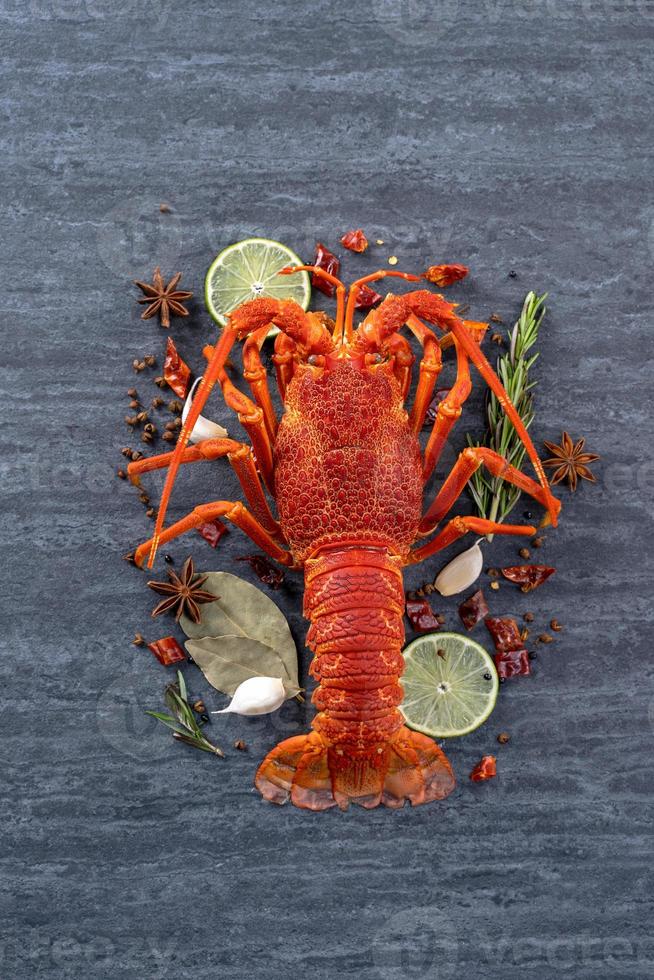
[146,670,224,757]
[467,291,547,533]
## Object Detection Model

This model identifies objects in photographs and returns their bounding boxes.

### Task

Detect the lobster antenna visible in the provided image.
[345,271,421,344]
[279,266,346,344]
[147,324,239,567]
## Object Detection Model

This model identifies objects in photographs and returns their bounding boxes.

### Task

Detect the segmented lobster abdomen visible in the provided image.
[304,547,407,748]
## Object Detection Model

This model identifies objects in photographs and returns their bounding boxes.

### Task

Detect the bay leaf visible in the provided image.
[185,635,300,698]
[180,572,299,695]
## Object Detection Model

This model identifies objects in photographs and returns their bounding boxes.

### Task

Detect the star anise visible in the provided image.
[134,267,193,328]
[542,431,599,491]
[147,556,218,623]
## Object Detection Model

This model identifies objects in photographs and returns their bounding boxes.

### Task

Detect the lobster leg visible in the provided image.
[408,515,536,564]
[132,500,294,569]
[406,315,443,433]
[217,370,275,493]
[422,340,472,482]
[420,446,560,534]
[242,325,278,440]
[126,438,282,539]
[272,332,297,401]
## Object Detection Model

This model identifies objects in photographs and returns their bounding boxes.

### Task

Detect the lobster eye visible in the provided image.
[371,353,383,364]
[308,354,319,366]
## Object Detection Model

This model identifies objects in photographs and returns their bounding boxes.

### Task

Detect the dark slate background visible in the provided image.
[1,1,653,978]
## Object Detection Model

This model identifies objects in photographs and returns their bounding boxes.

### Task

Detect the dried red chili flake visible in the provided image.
[340,228,369,253]
[423,263,469,288]
[147,636,186,667]
[163,336,191,398]
[354,284,383,310]
[311,242,340,297]
[236,554,284,589]
[197,518,228,548]
[485,616,524,652]
[494,649,531,680]
[405,598,442,633]
[422,388,451,429]
[470,755,497,782]
[501,565,555,592]
[458,590,489,631]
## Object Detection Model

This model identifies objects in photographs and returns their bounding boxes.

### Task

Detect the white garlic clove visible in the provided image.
[212,676,286,716]
[434,541,484,596]
[182,376,228,444]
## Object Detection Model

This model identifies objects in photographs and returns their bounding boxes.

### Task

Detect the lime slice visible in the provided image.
[400,632,499,738]
[204,238,311,332]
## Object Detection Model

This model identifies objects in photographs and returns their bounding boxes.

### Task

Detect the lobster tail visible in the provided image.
[255,549,455,810]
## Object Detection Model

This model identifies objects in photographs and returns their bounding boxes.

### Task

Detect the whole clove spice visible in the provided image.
[550,619,563,632]
[497,732,511,744]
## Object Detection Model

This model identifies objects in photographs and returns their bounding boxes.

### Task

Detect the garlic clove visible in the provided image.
[434,541,484,596]
[182,376,228,444]
[212,676,286,716]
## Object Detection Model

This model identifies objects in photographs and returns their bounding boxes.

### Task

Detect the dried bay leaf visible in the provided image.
[185,635,300,698]
[180,572,299,698]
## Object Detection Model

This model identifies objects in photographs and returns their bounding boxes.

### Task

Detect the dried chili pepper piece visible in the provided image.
[494,649,531,680]
[197,518,228,548]
[311,243,340,296]
[354,284,383,310]
[340,228,369,253]
[236,554,284,589]
[458,590,489,631]
[422,388,451,429]
[147,636,186,667]
[485,616,524,652]
[405,598,442,633]
[501,565,555,592]
[163,336,191,398]
[470,755,497,782]
[423,263,469,287]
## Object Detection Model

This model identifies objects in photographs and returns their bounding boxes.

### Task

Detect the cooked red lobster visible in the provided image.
[128,265,560,810]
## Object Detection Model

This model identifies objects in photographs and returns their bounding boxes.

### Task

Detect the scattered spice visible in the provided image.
[485,616,524,652]
[234,739,247,751]
[129,399,140,410]
[151,396,165,409]
[154,376,167,388]
[550,618,563,632]
[354,284,383,309]
[139,492,150,504]
[192,699,206,714]
[388,255,398,265]
[163,336,191,399]
[489,313,504,324]
[117,469,127,479]
[406,597,442,633]
[458,590,489,631]
[127,387,138,398]
[162,431,175,442]
[487,568,500,578]
[132,632,145,646]
[130,450,143,461]
[197,518,229,549]
[134,267,193,329]
[236,554,285,589]
[164,554,174,564]
[490,332,503,345]
[501,565,555,592]
[424,263,469,287]
[494,649,531,679]
[376,238,384,245]
[145,506,155,517]
[133,359,145,372]
[147,636,187,667]
[159,203,171,213]
[543,431,599,491]
[509,270,517,278]
[144,354,156,367]
[135,410,149,423]
[311,243,340,296]
[519,547,531,559]
[524,612,534,622]
[148,556,219,623]
[490,581,500,591]
[168,399,183,413]
[538,633,554,644]
[470,755,497,782]
[520,627,530,642]
[497,732,511,745]
[532,535,545,548]
[340,228,368,253]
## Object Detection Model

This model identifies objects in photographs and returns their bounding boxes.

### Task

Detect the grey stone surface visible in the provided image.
[1,1,653,977]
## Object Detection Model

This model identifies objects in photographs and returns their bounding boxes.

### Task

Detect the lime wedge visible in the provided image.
[400,632,499,738]
[204,238,311,332]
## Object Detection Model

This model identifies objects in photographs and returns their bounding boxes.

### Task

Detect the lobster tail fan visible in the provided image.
[254,729,455,811]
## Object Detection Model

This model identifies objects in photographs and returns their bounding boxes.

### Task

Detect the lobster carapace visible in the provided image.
[128,265,560,810]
